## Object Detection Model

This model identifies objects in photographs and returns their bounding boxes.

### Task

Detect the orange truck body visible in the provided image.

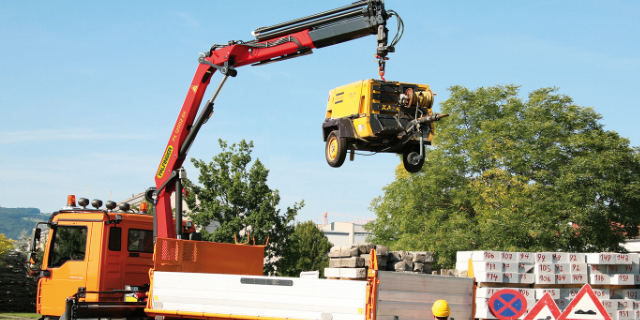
[36,210,155,317]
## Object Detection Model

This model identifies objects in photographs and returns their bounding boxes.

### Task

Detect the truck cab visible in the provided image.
[29,196,194,319]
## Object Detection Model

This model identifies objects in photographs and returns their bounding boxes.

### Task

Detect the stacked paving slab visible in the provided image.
[456,251,640,320]
[324,244,434,280]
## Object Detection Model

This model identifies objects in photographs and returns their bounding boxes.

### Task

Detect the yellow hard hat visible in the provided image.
[432,300,450,317]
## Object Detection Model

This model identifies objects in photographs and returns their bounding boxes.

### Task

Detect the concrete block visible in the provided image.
[519,273,535,284]
[324,267,367,279]
[569,263,588,273]
[591,273,611,284]
[341,245,359,257]
[617,300,633,310]
[500,252,517,262]
[535,252,555,264]
[503,262,518,273]
[476,287,503,298]
[586,253,615,264]
[536,288,561,299]
[375,245,389,256]
[534,274,555,284]
[472,251,501,262]
[473,261,501,272]
[329,258,341,268]
[328,246,342,258]
[609,288,624,299]
[412,253,427,263]
[456,251,473,270]
[568,253,586,263]
[556,274,571,284]
[413,262,424,273]
[518,263,534,273]
[363,254,387,268]
[615,253,634,265]
[393,260,407,271]
[554,263,570,273]
[329,257,365,268]
[503,272,518,283]
[475,272,503,282]
[555,298,570,310]
[341,257,365,268]
[608,264,638,274]
[571,273,588,284]
[534,263,554,274]
[403,258,414,270]
[358,243,375,255]
[518,252,534,264]
[555,252,570,263]
[601,300,617,316]
[439,269,455,276]
[589,264,608,275]
[611,274,635,285]
[617,310,633,320]
[620,289,640,300]
[389,251,405,262]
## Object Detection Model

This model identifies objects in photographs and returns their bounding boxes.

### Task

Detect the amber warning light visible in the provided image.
[67,195,76,207]
[140,202,148,213]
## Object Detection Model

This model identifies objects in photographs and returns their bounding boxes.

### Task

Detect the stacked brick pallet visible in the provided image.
[456,251,640,320]
[324,244,433,279]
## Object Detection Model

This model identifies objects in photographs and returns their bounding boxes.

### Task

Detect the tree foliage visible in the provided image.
[0,233,37,312]
[368,85,640,268]
[0,234,15,257]
[278,220,333,277]
[184,139,302,275]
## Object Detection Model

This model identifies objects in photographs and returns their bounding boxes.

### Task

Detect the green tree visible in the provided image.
[184,139,302,275]
[0,234,15,257]
[0,232,37,312]
[368,85,640,268]
[278,220,333,277]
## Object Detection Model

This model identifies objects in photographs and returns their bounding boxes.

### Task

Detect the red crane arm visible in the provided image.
[149,0,401,239]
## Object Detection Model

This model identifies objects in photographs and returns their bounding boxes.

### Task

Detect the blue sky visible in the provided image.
[1,1,638,224]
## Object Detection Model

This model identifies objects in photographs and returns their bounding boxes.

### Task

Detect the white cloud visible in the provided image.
[0,129,152,144]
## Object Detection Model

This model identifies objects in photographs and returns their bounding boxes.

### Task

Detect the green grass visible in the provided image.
[0,313,40,320]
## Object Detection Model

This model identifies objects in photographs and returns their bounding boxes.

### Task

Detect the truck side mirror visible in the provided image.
[29,227,41,252]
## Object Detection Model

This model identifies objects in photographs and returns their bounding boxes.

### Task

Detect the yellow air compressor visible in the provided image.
[322,79,447,173]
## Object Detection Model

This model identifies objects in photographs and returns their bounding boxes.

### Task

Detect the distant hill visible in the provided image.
[0,207,50,240]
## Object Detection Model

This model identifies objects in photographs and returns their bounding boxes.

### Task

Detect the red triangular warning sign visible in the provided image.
[557,284,611,320]
[524,293,562,320]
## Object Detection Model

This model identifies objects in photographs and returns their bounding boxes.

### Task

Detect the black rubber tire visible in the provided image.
[402,147,425,173]
[325,130,347,168]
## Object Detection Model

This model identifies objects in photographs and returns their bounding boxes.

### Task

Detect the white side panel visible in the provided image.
[376,272,474,320]
[152,271,367,320]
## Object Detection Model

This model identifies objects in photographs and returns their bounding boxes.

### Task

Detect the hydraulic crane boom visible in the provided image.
[147,0,402,239]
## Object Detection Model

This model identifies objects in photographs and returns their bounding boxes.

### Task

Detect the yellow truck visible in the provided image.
[322,79,447,173]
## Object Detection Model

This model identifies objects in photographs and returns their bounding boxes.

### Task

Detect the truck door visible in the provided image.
[38,223,92,317]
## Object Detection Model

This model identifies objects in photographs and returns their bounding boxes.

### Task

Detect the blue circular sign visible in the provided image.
[488,289,528,320]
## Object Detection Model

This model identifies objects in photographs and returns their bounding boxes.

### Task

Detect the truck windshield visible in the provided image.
[48,226,88,268]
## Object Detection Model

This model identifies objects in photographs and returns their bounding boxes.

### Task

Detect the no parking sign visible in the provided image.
[489,289,529,320]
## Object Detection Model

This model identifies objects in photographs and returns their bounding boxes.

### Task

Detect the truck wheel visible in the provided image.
[403,147,425,173]
[325,130,347,168]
